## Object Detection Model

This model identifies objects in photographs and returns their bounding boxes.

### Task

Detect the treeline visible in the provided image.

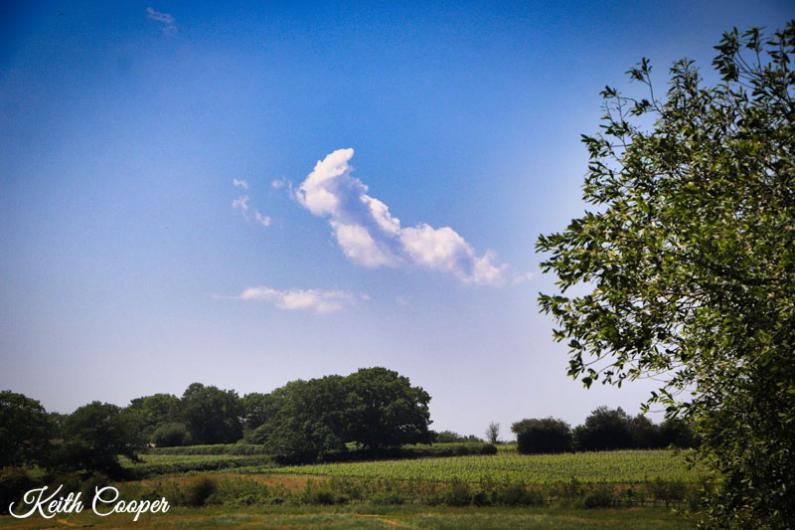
[511,408,695,454]
[1,367,695,480]
[0,367,432,475]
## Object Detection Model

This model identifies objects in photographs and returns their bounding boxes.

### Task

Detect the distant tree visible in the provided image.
[127,393,181,442]
[513,417,572,454]
[573,407,633,451]
[485,421,500,444]
[433,430,481,443]
[628,414,660,449]
[0,391,54,468]
[260,377,348,463]
[151,422,191,447]
[536,23,794,526]
[658,417,695,449]
[180,383,243,444]
[53,402,142,477]
[241,392,279,432]
[343,367,432,450]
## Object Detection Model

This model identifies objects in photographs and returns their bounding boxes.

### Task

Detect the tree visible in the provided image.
[485,421,500,444]
[433,430,481,443]
[512,417,572,454]
[241,392,278,432]
[53,401,142,477]
[127,393,181,442]
[628,414,659,449]
[180,383,243,444]
[536,23,794,527]
[343,367,431,450]
[657,417,695,449]
[0,391,54,468]
[572,407,633,451]
[260,377,348,463]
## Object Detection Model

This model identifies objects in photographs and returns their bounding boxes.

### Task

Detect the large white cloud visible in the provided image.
[239,286,357,314]
[296,148,506,285]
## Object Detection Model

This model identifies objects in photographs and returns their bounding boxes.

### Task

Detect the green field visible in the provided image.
[269,449,699,484]
[2,447,704,528]
[0,504,695,529]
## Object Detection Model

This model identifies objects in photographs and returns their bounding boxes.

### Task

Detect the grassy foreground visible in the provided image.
[0,504,695,529]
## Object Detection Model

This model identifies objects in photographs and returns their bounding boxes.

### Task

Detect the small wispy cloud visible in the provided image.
[232,195,250,214]
[231,182,271,229]
[512,271,536,285]
[295,148,507,285]
[237,286,361,314]
[146,7,177,35]
[271,179,287,190]
[254,211,272,227]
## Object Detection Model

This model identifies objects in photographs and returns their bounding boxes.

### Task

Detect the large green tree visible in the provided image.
[343,367,431,450]
[0,391,54,468]
[127,393,181,442]
[180,383,243,444]
[537,23,794,528]
[259,377,348,463]
[53,401,142,477]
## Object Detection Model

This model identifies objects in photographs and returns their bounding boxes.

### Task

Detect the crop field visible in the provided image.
[269,450,700,484]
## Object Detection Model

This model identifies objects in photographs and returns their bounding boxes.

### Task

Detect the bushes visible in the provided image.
[151,422,191,447]
[0,467,35,515]
[145,443,268,456]
[183,478,218,507]
[479,443,498,455]
[513,418,572,454]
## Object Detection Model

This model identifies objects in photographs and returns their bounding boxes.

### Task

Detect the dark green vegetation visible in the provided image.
[537,22,795,528]
[512,410,694,454]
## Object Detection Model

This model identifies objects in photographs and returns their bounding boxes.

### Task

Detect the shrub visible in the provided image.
[583,487,615,508]
[480,443,498,455]
[444,479,472,506]
[0,467,35,515]
[183,477,217,507]
[151,422,191,447]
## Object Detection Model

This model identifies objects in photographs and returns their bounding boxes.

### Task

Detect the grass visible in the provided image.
[267,450,700,484]
[120,453,273,476]
[0,504,695,529]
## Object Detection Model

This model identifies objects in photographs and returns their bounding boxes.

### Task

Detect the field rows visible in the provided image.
[269,450,700,484]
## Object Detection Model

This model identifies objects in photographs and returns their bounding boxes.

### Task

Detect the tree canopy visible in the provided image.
[537,22,794,527]
[0,391,53,468]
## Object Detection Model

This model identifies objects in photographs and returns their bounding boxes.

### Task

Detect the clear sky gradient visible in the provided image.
[1,1,791,436]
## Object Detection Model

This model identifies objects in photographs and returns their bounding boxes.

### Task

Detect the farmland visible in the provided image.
[268,449,698,485]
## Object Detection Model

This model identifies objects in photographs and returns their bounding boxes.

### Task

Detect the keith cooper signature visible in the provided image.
[8,485,170,522]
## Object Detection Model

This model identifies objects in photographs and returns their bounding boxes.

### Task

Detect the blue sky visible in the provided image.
[1,1,791,436]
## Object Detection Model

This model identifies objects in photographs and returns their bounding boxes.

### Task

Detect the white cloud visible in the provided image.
[232,195,250,214]
[238,286,358,314]
[146,7,177,35]
[512,271,536,285]
[231,185,271,229]
[296,148,507,285]
[271,179,287,189]
[254,211,272,227]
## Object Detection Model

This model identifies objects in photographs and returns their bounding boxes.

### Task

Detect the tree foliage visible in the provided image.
[537,22,794,527]
[53,401,142,477]
[512,417,572,454]
[343,367,431,450]
[0,391,53,468]
[180,383,243,445]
